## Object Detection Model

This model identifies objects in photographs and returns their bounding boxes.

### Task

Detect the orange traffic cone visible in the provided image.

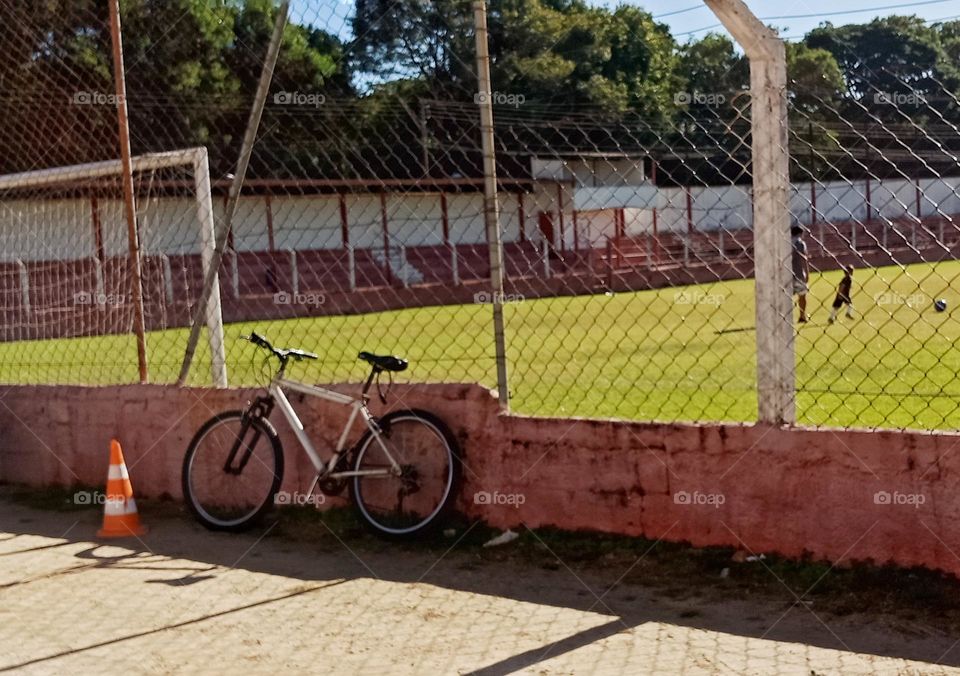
[97,439,147,538]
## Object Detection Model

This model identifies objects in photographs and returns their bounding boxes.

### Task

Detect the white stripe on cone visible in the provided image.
[107,464,130,480]
[104,497,138,516]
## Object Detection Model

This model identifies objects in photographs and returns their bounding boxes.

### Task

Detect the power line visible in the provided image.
[674,0,960,38]
[763,0,958,21]
[652,5,704,20]
[782,10,960,40]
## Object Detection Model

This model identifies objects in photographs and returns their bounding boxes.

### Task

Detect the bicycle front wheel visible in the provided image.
[350,409,462,539]
[182,411,284,532]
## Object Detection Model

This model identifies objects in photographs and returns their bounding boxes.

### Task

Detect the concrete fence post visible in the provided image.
[707,0,795,424]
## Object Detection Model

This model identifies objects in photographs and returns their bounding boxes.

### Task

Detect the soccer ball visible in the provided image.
[935,299,948,312]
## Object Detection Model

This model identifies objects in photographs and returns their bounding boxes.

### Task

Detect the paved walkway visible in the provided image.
[0,498,957,675]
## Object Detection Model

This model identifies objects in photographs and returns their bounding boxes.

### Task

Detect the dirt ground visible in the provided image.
[1,493,959,675]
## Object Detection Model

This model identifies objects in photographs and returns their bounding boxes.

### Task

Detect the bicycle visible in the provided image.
[181,332,462,539]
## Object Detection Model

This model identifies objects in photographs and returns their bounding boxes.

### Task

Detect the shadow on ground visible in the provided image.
[1,488,958,673]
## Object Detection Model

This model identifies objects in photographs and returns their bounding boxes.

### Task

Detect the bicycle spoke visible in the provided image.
[352,413,459,537]
[184,413,282,530]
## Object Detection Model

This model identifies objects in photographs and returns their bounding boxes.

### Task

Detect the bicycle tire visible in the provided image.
[349,409,462,540]
[182,410,284,532]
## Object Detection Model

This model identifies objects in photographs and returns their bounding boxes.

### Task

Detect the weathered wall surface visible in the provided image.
[1,383,957,576]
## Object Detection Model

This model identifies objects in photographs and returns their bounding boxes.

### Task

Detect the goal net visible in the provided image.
[0,147,226,386]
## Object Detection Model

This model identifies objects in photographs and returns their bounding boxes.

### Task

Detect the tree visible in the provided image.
[786,42,844,117]
[0,0,353,175]
[353,0,681,118]
[677,33,748,99]
[806,16,960,121]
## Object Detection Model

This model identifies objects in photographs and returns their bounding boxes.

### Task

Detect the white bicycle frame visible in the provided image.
[268,375,402,482]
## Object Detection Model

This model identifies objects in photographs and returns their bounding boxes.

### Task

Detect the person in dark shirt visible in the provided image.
[828,264,854,324]
[792,225,809,323]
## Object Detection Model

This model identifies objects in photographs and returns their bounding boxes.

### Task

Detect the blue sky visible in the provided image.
[290,0,960,43]
[634,0,960,42]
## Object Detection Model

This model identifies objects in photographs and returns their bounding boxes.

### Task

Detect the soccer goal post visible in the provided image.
[0,147,227,386]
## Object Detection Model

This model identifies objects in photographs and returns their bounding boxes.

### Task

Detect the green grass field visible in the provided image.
[3,260,960,429]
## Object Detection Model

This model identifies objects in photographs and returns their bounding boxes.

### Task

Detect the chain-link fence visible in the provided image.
[2,1,960,431]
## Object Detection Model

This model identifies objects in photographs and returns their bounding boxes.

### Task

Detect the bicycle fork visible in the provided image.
[223,397,274,475]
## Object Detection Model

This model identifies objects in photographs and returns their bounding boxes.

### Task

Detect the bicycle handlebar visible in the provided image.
[245,332,318,363]
[248,332,271,350]
[246,331,393,403]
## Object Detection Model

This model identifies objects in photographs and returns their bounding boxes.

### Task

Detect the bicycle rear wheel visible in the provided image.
[182,411,284,532]
[349,409,461,539]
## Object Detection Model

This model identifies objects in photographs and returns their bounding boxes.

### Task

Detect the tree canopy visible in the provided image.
[0,1,958,182]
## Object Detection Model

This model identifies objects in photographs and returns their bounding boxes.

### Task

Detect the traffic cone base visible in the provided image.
[97,439,147,538]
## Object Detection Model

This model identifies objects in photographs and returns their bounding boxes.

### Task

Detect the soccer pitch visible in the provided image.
[2,260,960,430]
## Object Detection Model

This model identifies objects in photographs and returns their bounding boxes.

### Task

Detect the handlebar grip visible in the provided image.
[248,332,269,349]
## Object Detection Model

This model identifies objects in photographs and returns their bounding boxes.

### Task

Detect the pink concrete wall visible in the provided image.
[1,383,958,577]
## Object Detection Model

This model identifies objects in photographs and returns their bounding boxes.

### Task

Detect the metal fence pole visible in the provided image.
[176,1,288,386]
[288,249,298,297]
[347,245,356,291]
[92,256,106,306]
[227,250,239,299]
[160,254,173,304]
[109,0,149,383]
[707,0,795,424]
[474,0,509,409]
[451,243,460,285]
[16,260,30,316]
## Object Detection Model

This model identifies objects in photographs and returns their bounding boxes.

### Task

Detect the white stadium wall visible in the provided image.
[273,196,340,250]
[1,176,959,262]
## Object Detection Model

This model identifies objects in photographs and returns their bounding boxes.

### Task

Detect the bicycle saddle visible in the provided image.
[358,351,408,372]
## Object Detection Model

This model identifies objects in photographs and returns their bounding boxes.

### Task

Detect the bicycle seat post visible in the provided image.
[361,366,380,404]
